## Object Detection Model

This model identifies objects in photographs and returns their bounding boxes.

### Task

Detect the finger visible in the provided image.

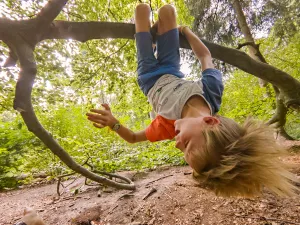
[87,114,107,121]
[89,109,109,115]
[87,117,106,124]
[94,119,106,125]
[93,123,105,128]
[101,103,111,111]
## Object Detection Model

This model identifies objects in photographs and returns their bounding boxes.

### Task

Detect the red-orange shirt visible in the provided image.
[145,115,176,142]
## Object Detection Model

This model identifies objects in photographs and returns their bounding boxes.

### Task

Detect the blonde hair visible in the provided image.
[193,116,299,197]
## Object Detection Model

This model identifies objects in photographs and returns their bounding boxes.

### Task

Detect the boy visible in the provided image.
[87,4,298,197]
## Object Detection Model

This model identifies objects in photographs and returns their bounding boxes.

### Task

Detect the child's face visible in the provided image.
[175,116,219,170]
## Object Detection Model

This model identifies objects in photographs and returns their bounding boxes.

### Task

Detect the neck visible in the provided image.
[182,95,211,118]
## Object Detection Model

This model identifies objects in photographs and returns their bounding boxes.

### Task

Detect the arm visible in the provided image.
[179,26,214,71]
[86,103,147,144]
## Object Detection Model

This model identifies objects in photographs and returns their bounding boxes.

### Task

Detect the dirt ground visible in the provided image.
[1,141,300,225]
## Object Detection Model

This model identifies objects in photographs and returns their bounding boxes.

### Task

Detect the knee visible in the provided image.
[158,4,176,18]
[135,3,151,14]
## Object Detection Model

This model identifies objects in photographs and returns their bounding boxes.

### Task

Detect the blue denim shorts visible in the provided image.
[135,28,184,95]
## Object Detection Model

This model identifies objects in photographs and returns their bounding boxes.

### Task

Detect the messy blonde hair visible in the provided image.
[193,116,299,197]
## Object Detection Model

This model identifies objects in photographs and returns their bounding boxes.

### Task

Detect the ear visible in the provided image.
[203,116,220,126]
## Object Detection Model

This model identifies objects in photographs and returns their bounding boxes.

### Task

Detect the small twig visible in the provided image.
[64,175,80,189]
[56,156,91,196]
[118,193,135,200]
[57,172,76,196]
[77,40,130,88]
[108,8,118,21]
[143,187,157,200]
[108,205,118,214]
[82,156,91,166]
[145,174,173,186]
[84,177,101,186]
[92,169,132,184]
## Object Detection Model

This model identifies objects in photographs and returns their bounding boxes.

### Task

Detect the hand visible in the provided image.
[178,25,189,35]
[86,103,119,129]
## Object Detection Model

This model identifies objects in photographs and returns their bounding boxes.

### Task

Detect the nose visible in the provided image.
[174,119,182,131]
[175,135,184,151]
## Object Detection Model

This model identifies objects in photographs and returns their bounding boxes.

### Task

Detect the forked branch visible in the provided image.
[2,0,136,191]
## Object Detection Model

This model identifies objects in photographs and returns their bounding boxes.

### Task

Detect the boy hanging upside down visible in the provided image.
[87,4,299,197]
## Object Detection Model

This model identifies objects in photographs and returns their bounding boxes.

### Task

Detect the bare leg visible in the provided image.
[135,4,151,33]
[157,5,177,35]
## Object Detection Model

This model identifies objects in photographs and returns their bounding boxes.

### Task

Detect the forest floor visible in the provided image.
[1,141,300,225]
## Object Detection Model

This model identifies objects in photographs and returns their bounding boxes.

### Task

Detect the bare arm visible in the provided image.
[179,26,214,71]
[113,125,147,143]
[86,103,147,144]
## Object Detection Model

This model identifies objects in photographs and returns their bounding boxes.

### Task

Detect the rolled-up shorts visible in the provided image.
[135,28,185,96]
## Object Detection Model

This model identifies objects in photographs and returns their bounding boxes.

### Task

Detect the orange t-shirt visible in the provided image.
[145,115,176,142]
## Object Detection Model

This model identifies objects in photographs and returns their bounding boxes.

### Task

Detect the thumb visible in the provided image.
[101,103,111,111]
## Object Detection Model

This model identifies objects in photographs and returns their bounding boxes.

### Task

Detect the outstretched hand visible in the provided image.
[86,103,119,129]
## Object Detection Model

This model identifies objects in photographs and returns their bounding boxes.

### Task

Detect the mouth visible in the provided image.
[175,141,183,150]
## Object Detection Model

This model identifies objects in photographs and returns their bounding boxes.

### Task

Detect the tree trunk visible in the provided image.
[232,0,293,140]
[232,0,268,87]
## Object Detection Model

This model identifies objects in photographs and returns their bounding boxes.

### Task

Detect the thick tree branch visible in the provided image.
[13,40,135,190]
[2,18,300,108]
[42,21,136,42]
[38,20,300,107]
[35,0,68,33]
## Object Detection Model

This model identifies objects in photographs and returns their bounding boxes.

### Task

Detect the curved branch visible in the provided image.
[92,170,133,185]
[38,21,300,107]
[12,41,135,190]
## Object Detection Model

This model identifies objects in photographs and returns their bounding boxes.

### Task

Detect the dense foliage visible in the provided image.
[0,0,299,189]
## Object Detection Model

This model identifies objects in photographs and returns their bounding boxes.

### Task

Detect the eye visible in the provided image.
[175,129,180,135]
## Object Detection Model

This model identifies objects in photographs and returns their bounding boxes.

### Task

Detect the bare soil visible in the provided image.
[1,141,300,225]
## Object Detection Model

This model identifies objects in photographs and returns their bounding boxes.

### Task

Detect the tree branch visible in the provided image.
[39,20,300,107]
[237,41,256,49]
[35,0,68,32]
[1,18,300,108]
